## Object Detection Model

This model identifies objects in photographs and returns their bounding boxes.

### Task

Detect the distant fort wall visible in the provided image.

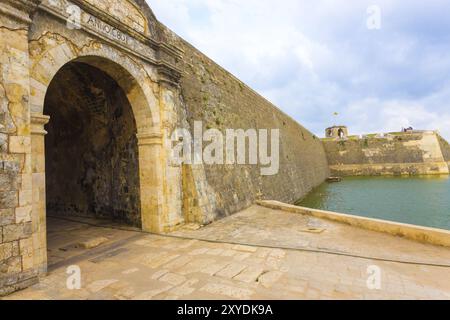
[322,129,450,176]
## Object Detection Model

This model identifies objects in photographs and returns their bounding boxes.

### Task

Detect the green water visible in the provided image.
[298,176,450,231]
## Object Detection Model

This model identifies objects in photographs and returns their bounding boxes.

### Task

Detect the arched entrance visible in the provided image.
[0,0,187,293]
[30,52,168,272]
[42,61,144,264]
[44,61,141,227]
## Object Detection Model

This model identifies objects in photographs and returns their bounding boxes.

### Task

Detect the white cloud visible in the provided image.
[149,0,450,141]
[343,97,450,139]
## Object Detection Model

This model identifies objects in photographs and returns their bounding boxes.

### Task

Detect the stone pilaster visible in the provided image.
[158,80,186,231]
[136,131,166,233]
[30,114,50,274]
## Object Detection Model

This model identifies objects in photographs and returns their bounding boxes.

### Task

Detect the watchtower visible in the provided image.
[325,126,348,139]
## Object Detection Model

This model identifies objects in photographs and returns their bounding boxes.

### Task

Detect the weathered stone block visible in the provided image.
[0,256,22,275]
[0,165,21,210]
[0,208,15,226]
[0,190,18,209]
[4,83,27,104]
[3,223,32,242]
[9,136,31,154]
[20,173,32,190]
[0,243,14,262]
[12,241,19,256]
[0,81,16,135]
[0,171,19,191]
[76,237,109,249]
[1,160,20,174]
[0,133,7,153]
[19,189,32,207]
[0,275,38,297]
[15,206,32,224]
[0,267,38,289]
[19,238,33,255]
[19,238,34,271]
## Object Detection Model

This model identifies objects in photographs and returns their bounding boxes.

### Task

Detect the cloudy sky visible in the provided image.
[149,0,450,140]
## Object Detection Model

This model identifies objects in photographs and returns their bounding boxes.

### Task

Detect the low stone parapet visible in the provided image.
[257,200,450,248]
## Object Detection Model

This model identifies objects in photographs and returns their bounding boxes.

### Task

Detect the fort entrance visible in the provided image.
[28,44,184,272]
[0,0,190,289]
[1,0,330,295]
[42,60,143,265]
[44,61,141,227]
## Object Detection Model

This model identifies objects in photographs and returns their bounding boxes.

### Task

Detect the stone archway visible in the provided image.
[44,61,142,226]
[30,49,166,273]
[0,0,188,293]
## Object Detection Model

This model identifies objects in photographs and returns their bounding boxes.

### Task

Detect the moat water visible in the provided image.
[298,175,450,231]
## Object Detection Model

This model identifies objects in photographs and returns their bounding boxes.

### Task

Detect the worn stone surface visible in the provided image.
[15,206,32,224]
[0,134,7,153]
[2,223,32,243]
[0,256,22,275]
[0,191,18,210]
[4,213,450,300]
[0,243,14,262]
[0,209,15,226]
[0,170,20,208]
[77,237,110,250]
[234,266,265,283]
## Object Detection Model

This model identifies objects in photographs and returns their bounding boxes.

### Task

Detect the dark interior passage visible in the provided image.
[44,62,141,228]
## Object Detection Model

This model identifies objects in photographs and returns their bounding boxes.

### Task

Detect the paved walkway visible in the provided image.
[3,206,450,300]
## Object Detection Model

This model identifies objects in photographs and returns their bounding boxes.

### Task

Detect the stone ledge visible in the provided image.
[257,200,450,248]
[0,274,38,297]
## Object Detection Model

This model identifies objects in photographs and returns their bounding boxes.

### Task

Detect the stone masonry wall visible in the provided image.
[323,132,450,176]
[160,26,330,221]
[0,11,38,295]
[437,134,450,170]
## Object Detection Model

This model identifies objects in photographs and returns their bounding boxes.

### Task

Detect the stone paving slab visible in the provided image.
[173,206,450,266]
[3,208,450,300]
